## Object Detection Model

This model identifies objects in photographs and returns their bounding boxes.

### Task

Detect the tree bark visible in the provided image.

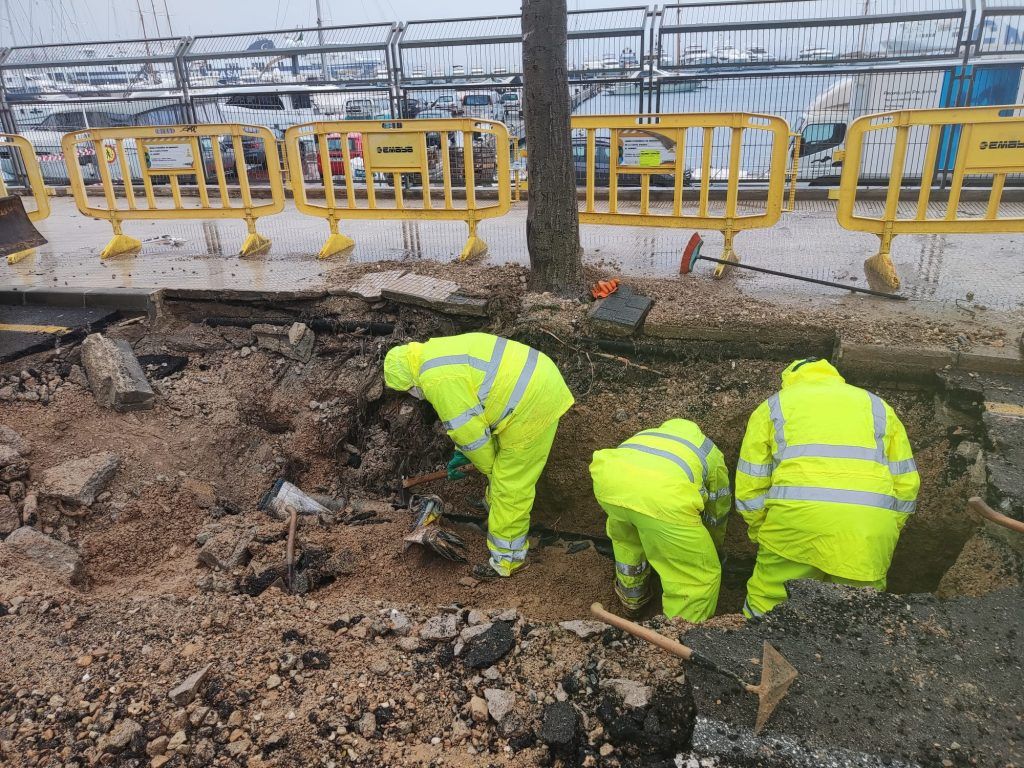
[522,0,584,297]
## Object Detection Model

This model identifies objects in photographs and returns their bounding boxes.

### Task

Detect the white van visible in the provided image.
[460,91,504,121]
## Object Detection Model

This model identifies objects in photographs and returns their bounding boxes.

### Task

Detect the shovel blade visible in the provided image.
[753,641,798,734]
[0,195,46,258]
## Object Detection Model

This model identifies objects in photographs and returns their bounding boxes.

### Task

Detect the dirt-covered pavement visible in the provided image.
[1,263,1022,767]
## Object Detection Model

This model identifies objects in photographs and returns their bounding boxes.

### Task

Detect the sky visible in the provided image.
[1,0,631,45]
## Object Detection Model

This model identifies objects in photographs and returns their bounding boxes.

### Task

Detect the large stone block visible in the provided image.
[38,452,120,507]
[2,526,84,584]
[81,333,155,412]
[253,322,314,362]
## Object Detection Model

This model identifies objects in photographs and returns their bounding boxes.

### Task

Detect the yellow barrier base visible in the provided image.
[100,234,143,260]
[712,249,739,279]
[239,233,272,258]
[318,233,356,260]
[6,247,35,265]
[864,251,901,289]
[459,235,488,261]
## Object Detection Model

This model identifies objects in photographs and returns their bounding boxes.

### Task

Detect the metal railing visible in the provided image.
[836,104,1024,287]
[61,123,285,259]
[573,112,789,274]
[283,117,510,259]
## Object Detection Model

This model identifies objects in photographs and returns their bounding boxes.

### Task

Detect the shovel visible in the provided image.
[591,602,798,733]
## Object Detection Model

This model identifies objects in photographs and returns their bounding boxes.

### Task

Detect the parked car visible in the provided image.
[460,91,504,121]
[571,136,691,187]
[310,132,364,178]
[499,91,522,117]
[430,94,459,113]
[344,97,389,119]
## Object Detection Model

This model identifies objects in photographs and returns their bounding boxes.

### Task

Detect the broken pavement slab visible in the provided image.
[380,273,488,317]
[589,285,653,337]
[2,526,84,584]
[81,333,155,412]
[168,663,214,706]
[336,270,408,301]
[37,452,120,507]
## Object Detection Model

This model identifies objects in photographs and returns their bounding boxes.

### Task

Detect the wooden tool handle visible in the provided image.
[403,464,479,489]
[590,602,694,661]
[968,496,1024,534]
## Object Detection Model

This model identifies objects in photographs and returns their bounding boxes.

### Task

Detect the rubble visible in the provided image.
[0,424,29,455]
[463,620,516,669]
[2,526,84,584]
[37,451,120,507]
[560,619,607,639]
[483,688,516,723]
[168,663,213,706]
[196,525,254,571]
[253,322,314,362]
[418,613,459,641]
[81,333,155,411]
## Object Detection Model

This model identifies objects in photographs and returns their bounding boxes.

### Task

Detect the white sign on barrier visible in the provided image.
[147,143,194,170]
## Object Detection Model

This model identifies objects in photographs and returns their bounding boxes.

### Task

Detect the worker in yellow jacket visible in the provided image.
[384,333,574,578]
[590,419,732,621]
[735,358,919,618]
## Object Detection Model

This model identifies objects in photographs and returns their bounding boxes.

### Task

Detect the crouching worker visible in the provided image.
[589,419,731,621]
[384,333,574,579]
[736,358,920,619]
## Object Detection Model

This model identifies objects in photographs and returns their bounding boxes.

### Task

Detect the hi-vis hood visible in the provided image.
[383,344,422,392]
[780,358,846,388]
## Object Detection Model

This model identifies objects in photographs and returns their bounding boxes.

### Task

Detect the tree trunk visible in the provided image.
[522,0,584,297]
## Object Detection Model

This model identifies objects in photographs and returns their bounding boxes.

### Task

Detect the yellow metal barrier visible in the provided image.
[572,113,789,277]
[837,105,1024,288]
[0,133,51,264]
[61,124,284,259]
[284,118,510,260]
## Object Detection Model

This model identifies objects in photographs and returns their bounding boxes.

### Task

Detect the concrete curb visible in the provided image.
[835,339,1023,381]
[0,287,156,313]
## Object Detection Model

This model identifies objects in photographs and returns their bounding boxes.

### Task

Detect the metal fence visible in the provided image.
[1,1,1022,188]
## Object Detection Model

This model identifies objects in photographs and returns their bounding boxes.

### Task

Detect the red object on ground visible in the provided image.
[591,278,620,299]
[679,232,704,275]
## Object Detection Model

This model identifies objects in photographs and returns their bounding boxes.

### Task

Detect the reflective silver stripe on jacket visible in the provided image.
[889,458,918,475]
[458,432,491,452]
[488,532,528,551]
[766,390,913,474]
[619,443,695,483]
[478,337,506,402]
[737,458,773,477]
[491,549,528,564]
[420,354,490,374]
[443,404,485,431]
[638,431,712,479]
[767,485,916,513]
[736,495,765,512]
[701,511,727,527]
[707,487,732,501]
[496,347,539,425]
[616,582,648,599]
[616,560,648,576]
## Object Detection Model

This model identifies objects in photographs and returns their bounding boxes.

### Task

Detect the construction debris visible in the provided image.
[37,452,120,507]
[2,525,84,584]
[80,333,155,411]
[252,322,315,362]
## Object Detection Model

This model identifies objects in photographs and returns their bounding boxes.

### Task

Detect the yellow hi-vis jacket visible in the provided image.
[590,419,732,548]
[383,333,574,475]
[735,359,920,582]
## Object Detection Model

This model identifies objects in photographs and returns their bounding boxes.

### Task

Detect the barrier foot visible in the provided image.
[6,247,35,265]
[100,234,143,260]
[864,251,901,289]
[318,232,355,260]
[712,249,739,279]
[239,232,272,258]
[459,234,487,261]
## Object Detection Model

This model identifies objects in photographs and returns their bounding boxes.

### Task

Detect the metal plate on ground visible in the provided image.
[588,285,653,336]
[0,305,117,362]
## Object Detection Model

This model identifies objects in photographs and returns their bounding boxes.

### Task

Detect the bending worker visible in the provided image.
[590,419,731,621]
[736,358,920,618]
[384,333,574,579]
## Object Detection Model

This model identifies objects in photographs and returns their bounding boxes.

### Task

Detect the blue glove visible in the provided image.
[446,450,471,480]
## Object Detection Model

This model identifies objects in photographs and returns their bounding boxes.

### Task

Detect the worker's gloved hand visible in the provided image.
[446,450,471,480]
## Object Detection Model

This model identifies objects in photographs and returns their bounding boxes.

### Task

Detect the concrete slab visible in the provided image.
[0,305,118,362]
[339,270,408,301]
[589,285,653,336]
[381,273,488,316]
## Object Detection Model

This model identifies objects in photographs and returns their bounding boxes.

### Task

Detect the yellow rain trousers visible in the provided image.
[590,419,732,622]
[384,333,574,575]
[735,358,920,618]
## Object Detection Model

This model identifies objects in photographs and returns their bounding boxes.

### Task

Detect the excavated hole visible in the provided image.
[1,315,993,623]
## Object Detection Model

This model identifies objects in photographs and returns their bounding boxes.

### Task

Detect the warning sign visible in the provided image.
[366,133,423,169]
[146,143,195,171]
[619,132,676,168]
[103,145,116,164]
